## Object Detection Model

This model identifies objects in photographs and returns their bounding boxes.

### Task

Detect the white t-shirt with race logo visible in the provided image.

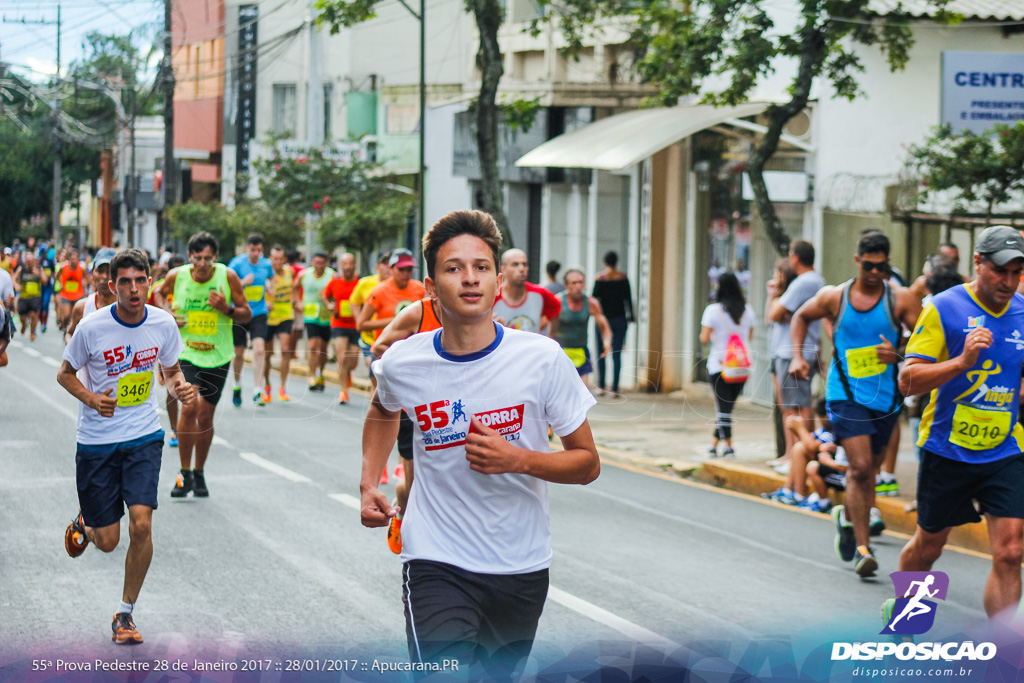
[63,305,183,445]
[372,323,596,574]
[700,303,756,375]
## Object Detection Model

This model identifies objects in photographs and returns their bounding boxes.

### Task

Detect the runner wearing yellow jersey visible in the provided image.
[263,245,299,402]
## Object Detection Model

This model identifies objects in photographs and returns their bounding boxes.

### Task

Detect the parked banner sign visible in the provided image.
[942,51,1024,134]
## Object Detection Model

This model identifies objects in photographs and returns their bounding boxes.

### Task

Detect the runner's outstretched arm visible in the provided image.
[899,329,992,397]
[360,390,402,527]
[465,416,600,485]
[789,286,839,379]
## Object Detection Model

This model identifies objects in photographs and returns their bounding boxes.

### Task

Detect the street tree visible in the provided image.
[909,122,1024,227]
[251,141,415,262]
[316,0,514,245]
[534,0,948,254]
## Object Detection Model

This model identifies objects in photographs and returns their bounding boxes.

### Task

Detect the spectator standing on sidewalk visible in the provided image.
[544,260,564,295]
[766,258,797,464]
[768,240,825,456]
[592,251,634,396]
[700,272,755,457]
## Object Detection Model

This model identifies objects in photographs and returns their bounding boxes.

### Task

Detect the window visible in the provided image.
[272,84,297,138]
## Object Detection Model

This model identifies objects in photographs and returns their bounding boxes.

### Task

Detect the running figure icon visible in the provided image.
[886,575,939,632]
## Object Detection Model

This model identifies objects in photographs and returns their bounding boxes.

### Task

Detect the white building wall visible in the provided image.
[424,103,471,226]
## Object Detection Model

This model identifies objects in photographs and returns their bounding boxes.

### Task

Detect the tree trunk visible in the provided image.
[746,25,825,256]
[469,0,512,247]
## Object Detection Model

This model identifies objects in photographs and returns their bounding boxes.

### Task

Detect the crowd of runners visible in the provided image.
[3,215,1024,676]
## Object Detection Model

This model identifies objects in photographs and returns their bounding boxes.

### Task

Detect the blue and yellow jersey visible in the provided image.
[907,284,1024,463]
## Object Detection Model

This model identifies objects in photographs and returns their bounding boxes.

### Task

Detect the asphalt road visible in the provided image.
[0,328,1005,680]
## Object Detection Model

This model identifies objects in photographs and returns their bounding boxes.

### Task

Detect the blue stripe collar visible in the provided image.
[111,305,148,328]
[433,322,503,362]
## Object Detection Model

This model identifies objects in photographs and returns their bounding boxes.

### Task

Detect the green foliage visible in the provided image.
[252,140,416,258]
[229,201,303,250]
[910,122,1024,223]
[315,0,380,32]
[533,0,946,254]
[0,116,53,243]
[167,201,235,259]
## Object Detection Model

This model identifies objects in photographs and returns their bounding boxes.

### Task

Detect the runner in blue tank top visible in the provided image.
[898,226,1024,618]
[790,232,921,578]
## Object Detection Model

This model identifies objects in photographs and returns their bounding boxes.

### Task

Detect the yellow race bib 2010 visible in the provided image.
[845,345,885,379]
[187,311,218,336]
[117,371,154,407]
[949,404,1011,450]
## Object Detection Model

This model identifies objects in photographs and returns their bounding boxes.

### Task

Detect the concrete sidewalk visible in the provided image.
[250,345,993,556]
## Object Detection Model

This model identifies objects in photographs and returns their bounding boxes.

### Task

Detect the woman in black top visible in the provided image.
[592,251,634,395]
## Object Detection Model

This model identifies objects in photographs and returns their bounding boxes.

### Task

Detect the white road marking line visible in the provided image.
[40,357,60,368]
[212,435,232,448]
[20,347,41,358]
[8,373,78,421]
[238,451,310,483]
[547,586,681,649]
[328,493,361,510]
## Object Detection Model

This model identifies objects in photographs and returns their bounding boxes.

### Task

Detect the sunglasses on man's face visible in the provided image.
[860,260,890,273]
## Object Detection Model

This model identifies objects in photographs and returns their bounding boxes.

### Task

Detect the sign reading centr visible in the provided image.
[942,52,1024,134]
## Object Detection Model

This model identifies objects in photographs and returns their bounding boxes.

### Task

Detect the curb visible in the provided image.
[697,459,992,555]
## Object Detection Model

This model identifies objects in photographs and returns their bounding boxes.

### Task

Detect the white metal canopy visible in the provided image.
[514,102,771,170]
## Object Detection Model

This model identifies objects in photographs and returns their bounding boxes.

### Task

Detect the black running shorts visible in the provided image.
[305,323,331,342]
[398,410,414,460]
[233,313,269,346]
[402,559,548,679]
[267,319,293,337]
[180,359,230,407]
[917,449,1024,533]
[76,430,164,528]
[330,327,360,343]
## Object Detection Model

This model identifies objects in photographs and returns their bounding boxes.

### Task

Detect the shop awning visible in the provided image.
[515,102,770,170]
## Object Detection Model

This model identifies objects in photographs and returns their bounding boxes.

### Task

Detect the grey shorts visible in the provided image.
[774,357,816,409]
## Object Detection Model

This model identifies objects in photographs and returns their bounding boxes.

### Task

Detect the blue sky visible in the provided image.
[1,0,161,81]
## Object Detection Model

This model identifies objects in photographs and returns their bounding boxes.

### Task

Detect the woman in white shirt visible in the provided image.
[700,271,756,457]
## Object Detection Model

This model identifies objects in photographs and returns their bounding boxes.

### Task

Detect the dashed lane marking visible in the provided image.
[238,451,311,483]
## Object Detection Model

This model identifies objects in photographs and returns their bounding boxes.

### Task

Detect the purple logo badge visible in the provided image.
[881,571,949,635]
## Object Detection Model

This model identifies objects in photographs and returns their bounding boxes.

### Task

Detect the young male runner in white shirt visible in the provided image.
[57,248,197,644]
[361,210,601,678]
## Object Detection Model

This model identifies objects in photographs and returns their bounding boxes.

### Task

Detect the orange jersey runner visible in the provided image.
[59,263,87,302]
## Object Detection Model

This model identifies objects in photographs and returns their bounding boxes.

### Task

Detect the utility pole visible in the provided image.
[306,13,323,146]
[417,0,425,262]
[5,8,63,245]
[126,37,137,247]
[162,0,176,244]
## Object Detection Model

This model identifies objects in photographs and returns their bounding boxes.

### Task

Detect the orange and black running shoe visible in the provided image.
[111,612,143,645]
[65,512,88,558]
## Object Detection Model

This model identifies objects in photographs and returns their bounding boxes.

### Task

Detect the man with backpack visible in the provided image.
[790,232,921,578]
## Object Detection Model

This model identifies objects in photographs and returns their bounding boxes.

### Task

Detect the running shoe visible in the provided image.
[854,545,878,578]
[111,612,143,645]
[253,391,266,407]
[316,375,326,391]
[761,487,798,505]
[387,514,403,554]
[722,447,735,457]
[232,387,242,407]
[338,389,349,405]
[41,324,46,333]
[380,468,390,485]
[65,512,89,558]
[278,387,291,402]
[262,385,272,404]
[395,462,405,479]
[707,446,718,457]
[171,469,194,498]
[168,431,178,448]
[192,469,209,497]
[797,495,832,513]
[30,332,35,341]
[870,507,887,536]
[876,479,900,497]
[832,505,856,562]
